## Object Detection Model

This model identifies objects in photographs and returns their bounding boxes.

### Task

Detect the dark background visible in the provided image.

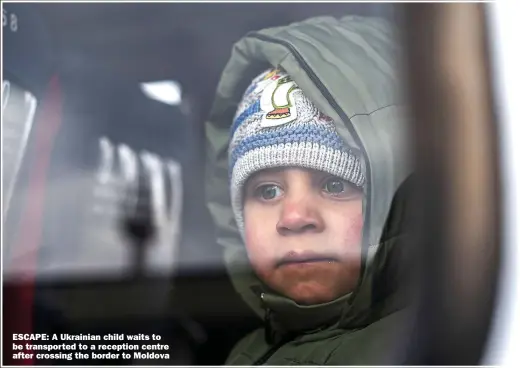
[3,3,397,365]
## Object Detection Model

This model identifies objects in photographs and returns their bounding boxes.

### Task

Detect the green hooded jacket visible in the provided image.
[205,15,412,365]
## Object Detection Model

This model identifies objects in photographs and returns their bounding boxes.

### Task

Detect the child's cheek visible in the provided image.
[333,207,364,253]
[347,212,364,245]
[244,220,273,271]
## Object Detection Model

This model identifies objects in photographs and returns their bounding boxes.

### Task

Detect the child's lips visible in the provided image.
[277,250,339,268]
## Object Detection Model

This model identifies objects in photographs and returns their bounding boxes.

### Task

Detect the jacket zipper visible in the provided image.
[253,307,294,365]
[253,339,287,366]
[250,33,373,277]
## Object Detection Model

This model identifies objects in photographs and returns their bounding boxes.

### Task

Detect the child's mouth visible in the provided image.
[277,251,339,267]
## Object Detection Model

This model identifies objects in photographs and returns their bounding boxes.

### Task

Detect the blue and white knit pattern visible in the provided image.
[229,68,365,231]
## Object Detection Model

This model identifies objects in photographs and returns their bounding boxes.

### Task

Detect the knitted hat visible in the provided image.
[229,68,365,231]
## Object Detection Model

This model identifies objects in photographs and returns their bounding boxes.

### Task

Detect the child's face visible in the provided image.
[243,167,363,305]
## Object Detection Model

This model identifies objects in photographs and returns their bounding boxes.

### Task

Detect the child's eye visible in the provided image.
[255,184,283,201]
[322,177,361,198]
[323,178,345,194]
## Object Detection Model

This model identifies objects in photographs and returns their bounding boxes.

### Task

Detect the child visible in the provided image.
[205,15,411,365]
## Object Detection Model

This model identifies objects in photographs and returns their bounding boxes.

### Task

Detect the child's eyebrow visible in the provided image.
[248,168,285,181]
[246,174,274,187]
[244,170,283,190]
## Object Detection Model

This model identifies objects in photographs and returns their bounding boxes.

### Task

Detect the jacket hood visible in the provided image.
[205,15,410,337]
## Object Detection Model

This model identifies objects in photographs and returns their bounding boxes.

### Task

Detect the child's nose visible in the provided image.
[276,196,325,235]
